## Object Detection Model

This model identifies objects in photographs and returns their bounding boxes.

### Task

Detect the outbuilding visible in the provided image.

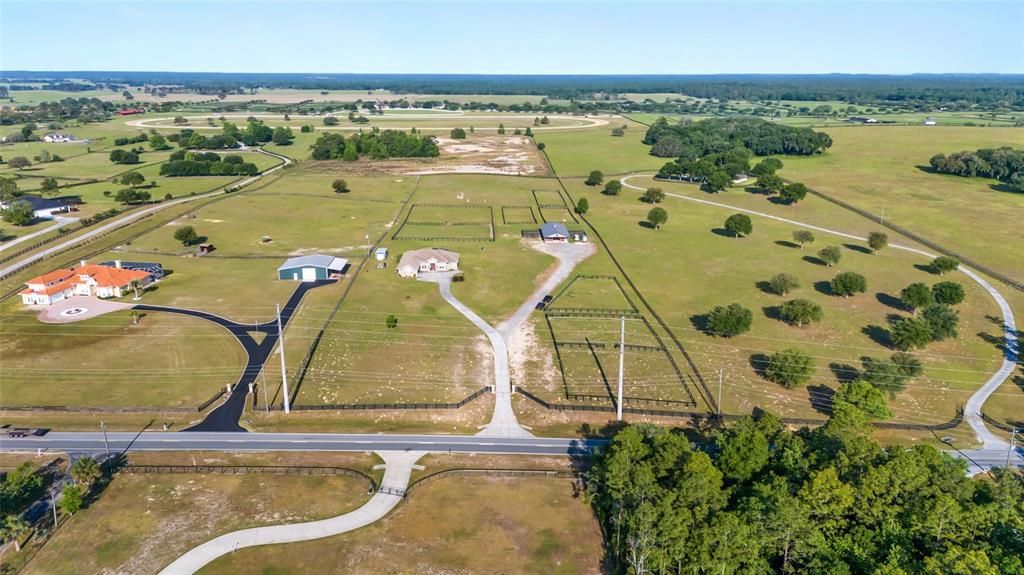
[375,247,389,262]
[0,194,80,220]
[540,222,569,242]
[277,255,349,282]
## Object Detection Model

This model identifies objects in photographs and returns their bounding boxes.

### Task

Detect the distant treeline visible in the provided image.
[310,129,439,161]
[929,147,1024,191]
[644,117,832,159]
[4,72,1022,108]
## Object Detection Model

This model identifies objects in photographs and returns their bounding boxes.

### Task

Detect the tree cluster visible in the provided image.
[159,151,257,177]
[929,147,1024,191]
[645,117,833,161]
[310,130,439,161]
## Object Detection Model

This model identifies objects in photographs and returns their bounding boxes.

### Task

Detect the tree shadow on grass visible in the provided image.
[755,280,778,295]
[862,325,893,349]
[990,182,1023,194]
[875,292,905,311]
[976,331,1011,356]
[762,305,783,321]
[749,353,770,379]
[803,255,827,266]
[767,196,793,206]
[637,221,656,229]
[711,227,735,238]
[808,384,835,416]
[915,164,938,175]
[830,362,860,384]
[689,313,710,334]
[913,263,938,274]
[775,240,800,249]
[843,243,873,255]
[813,281,833,296]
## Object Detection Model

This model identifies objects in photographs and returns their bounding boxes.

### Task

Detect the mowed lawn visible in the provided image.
[565,179,1005,425]
[1,147,176,180]
[777,126,1024,283]
[19,454,374,575]
[0,303,246,408]
[199,477,605,575]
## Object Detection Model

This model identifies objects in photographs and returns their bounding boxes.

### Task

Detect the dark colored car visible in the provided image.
[535,302,546,311]
[542,295,554,303]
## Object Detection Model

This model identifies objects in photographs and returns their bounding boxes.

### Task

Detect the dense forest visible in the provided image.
[3,72,1022,108]
[644,117,833,160]
[587,413,1024,575]
[929,147,1024,192]
[310,129,439,161]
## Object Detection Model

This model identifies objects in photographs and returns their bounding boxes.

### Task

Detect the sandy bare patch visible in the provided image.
[406,135,549,177]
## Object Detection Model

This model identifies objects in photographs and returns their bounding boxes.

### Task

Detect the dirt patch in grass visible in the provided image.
[198,476,606,575]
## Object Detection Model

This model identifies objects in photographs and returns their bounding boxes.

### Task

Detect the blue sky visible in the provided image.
[1,1,1021,74]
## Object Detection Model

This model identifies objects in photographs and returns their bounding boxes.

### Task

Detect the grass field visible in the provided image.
[776,126,1024,283]
[0,303,246,408]
[557,177,1005,425]
[199,476,604,575]
[16,453,375,575]
[540,117,666,177]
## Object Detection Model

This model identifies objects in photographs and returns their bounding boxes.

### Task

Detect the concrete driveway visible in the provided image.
[35,295,134,324]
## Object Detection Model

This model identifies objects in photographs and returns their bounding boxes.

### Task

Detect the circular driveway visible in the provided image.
[36,296,135,324]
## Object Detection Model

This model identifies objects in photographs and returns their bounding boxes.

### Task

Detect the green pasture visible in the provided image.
[778,126,1024,283]
[564,177,1005,425]
[0,302,246,408]
[539,118,667,177]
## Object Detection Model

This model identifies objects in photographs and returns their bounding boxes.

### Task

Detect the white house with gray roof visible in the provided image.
[397,248,460,278]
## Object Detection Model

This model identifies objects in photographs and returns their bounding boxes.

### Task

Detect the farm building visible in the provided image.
[0,195,80,219]
[277,255,348,281]
[43,133,77,143]
[375,247,389,262]
[731,173,749,185]
[923,117,937,126]
[20,260,156,306]
[397,248,460,278]
[540,222,569,242]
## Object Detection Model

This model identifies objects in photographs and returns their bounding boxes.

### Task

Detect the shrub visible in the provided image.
[450,127,467,139]
[585,170,604,186]
[323,116,339,126]
[724,213,753,237]
[706,303,753,337]
[602,180,622,196]
[792,230,814,248]
[867,231,888,253]
[646,207,668,229]
[818,245,841,266]
[835,380,891,419]
[900,282,934,314]
[641,187,664,203]
[931,255,959,275]
[386,314,399,329]
[890,316,933,350]
[922,304,959,341]
[762,348,814,388]
[332,179,349,193]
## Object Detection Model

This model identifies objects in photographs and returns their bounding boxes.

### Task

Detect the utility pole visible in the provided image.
[1008,428,1018,468]
[261,369,269,414]
[717,369,723,420]
[616,316,625,421]
[99,421,111,472]
[50,490,58,525]
[276,304,290,414]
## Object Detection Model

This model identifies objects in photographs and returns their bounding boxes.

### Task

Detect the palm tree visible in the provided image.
[130,279,143,300]
[2,516,30,552]
[70,456,101,487]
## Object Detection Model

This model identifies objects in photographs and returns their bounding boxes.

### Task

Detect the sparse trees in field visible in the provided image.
[7,156,31,170]
[149,133,169,150]
[755,173,784,194]
[585,170,604,186]
[900,282,934,314]
[497,124,505,134]
[640,187,664,203]
[450,128,467,139]
[750,157,783,176]
[2,200,34,225]
[762,348,814,388]
[109,149,139,164]
[724,213,752,237]
[922,304,959,341]
[38,149,52,163]
[524,127,534,138]
[114,188,150,204]
[164,193,173,200]
[71,456,101,487]
[891,351,924,379]
[332,179,349,193]
[611,127,625,137]
[59,483,85,516]
[272,126,293,146]
[602,180,622,196]
[835,380,891,419]
[41,177,59,194]
[536,142,545,151]
[768,273,800,296]
[706,303,753,337]
[386,314,398,329]
[173,116,187,125]
[575,198,589,215]
[174,225,199,246]
[818,245,842,266]
[932,281,965,305]
[830,271,867,297]
[890,316,933,350]
[322,116,339,126]
[706,170,731,192]
[0,178,18,200]
[867,232,888,253]
[779,182,808,204]
[779,298,823,326]
[793,229,815,248]
[300,125,314,133]
[646,207,668,229]
[120,171,145,188]
[931,255,959,275]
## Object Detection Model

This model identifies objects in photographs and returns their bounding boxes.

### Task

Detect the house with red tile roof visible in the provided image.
[20,260,156,306]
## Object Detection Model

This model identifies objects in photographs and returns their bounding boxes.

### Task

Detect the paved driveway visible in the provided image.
[36,295,134,324]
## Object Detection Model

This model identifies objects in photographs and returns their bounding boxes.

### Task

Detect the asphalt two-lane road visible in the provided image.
[0,432,605,457]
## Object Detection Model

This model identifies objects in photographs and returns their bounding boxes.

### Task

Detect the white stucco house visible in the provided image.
[397,248,460,278]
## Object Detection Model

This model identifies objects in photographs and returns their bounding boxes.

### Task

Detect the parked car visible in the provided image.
[535,301,546,311]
